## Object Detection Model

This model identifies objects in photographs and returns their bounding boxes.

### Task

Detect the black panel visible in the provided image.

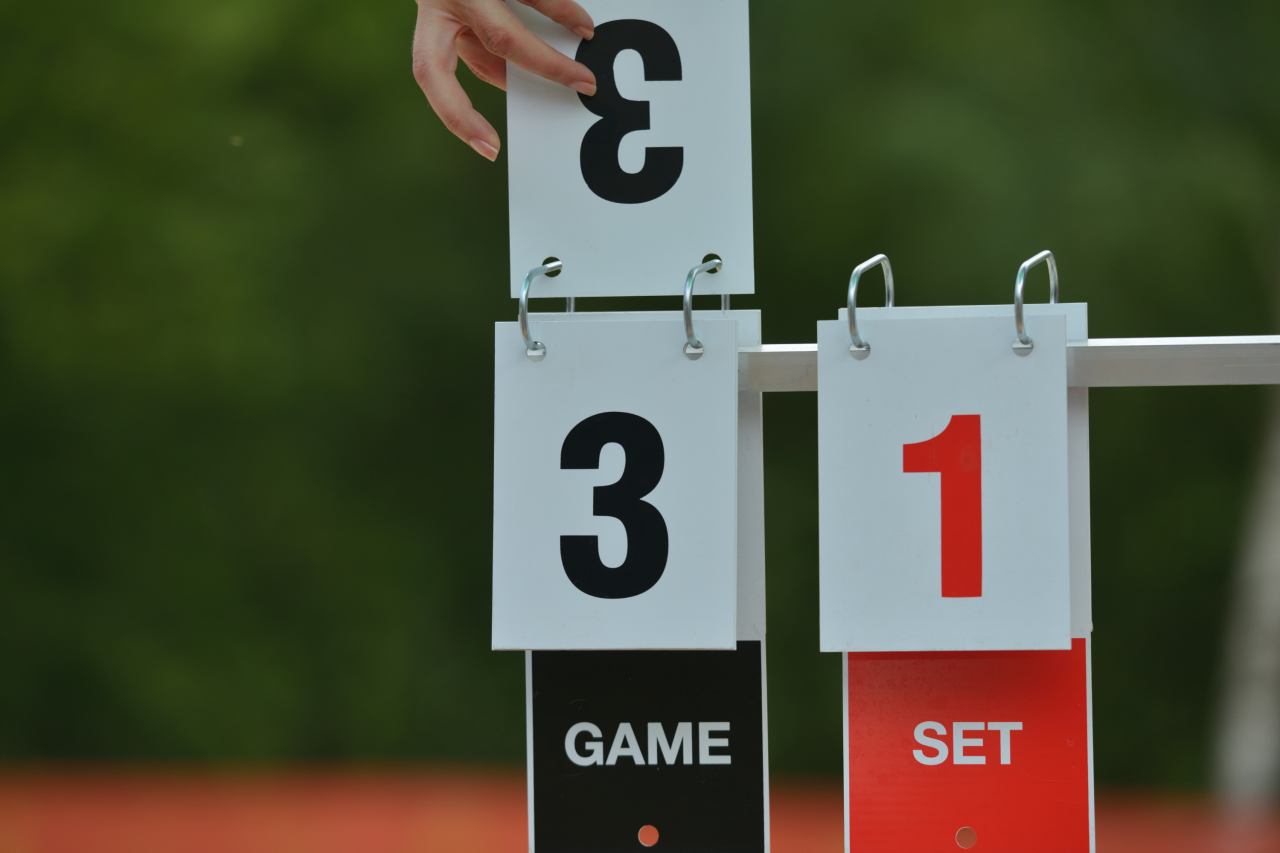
[531,642,766,852]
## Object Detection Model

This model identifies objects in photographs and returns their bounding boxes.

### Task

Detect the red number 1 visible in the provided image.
[903,415,982,598]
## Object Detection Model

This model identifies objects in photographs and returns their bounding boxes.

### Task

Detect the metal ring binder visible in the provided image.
[519,260,563,361]
[1014,250,1059,351]
[684,257,723,359]
[848,254,894,354]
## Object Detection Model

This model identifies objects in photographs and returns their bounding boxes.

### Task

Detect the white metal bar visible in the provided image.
[1068,336,1280,388]
[737,345,817,393]
[738,336,1280,393]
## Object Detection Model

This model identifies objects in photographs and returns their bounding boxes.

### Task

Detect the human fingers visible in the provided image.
[457,30,507,91]
[412,3,501,160]
[463,0,596,96]
[516,0,595,41]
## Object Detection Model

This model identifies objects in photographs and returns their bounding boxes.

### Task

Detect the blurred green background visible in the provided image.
[1,0,1277,791]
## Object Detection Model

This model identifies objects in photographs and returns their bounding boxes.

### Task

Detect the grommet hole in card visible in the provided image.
[955,826,977,848]
[638,824,659,847]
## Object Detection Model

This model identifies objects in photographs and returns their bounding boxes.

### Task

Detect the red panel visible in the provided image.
[847,639,1090,852]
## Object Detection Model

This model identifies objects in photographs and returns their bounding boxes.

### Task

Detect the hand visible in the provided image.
[413,0,598,161]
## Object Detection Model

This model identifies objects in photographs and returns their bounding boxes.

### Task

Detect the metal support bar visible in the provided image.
[738,336,1280,392]
[737,345,818,392]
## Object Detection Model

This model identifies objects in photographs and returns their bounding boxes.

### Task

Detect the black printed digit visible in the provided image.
[575,20,683,204]
[560,412,669,599]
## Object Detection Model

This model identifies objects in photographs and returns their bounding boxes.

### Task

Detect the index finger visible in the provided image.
[466,1,597,95]
[517,0,595,41]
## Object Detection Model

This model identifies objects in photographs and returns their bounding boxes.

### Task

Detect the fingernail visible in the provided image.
[470,138,499,161]
[574,26,594,40]
[571,80,597,97]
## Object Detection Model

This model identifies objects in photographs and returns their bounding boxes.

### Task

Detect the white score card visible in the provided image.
[492,316,739,650]
[506,0,754,298]
[818,306,1075,652]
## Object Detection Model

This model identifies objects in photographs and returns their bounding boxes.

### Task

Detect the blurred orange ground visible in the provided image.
[0,769,1277,853]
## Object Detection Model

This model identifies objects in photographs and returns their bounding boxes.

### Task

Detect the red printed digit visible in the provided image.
[903,415,982,597]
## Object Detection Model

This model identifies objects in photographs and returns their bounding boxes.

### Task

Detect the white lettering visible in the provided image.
[648,722,693,765]
[567,722,738,768]
[953,722,986,765]
[913,722,949,765]
[987,722,1023,764]
[699,722,731,765]
[565,722,603,766]
[605,722,645,766]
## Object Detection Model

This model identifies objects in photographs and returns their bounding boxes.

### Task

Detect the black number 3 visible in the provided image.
[560,412,669,599]
[575,20,683,204]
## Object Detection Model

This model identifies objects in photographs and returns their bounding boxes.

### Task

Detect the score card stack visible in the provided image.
[818,302,1095,852]
[492,2,768,851]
